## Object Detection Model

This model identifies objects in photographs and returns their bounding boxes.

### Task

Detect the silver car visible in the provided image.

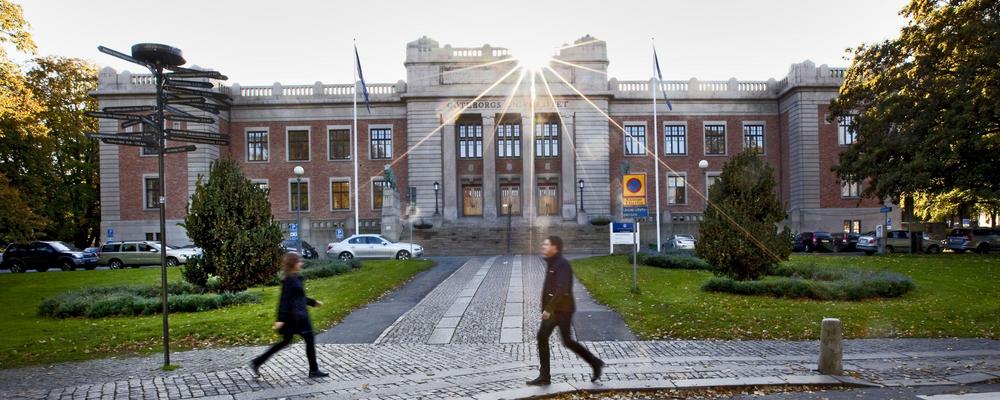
[666,235,696,250]
[326,234,423,260]
[99,241,197,268]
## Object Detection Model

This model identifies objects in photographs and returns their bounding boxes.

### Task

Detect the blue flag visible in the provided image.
[355,44,371,113]
[653,48,673,111]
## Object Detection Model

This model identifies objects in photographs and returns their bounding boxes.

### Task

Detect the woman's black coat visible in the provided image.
[276,274,317,335]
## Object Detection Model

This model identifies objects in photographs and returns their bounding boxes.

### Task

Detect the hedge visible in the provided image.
[627,252,712,271]
[702,264,915,301]
[266,259,362,286]
[38,282,261,318]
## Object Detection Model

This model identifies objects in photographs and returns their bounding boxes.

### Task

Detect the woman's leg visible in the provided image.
[299,331,319,373]
[253,333,293,367]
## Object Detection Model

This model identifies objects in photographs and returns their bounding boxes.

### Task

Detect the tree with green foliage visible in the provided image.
[0,172,47,243]
[183,159,284,292]
[830,0,1000,211]
[696,150,792,281]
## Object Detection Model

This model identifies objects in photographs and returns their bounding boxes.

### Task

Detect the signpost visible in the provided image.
[85,43,229,368]
[621,174,649,292]
[879,206,892,254]
[289,223,299,238]
[610,222,641,292]
[107,228,114,240]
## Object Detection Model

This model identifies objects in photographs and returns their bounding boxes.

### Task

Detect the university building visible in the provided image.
[93,35,899,248]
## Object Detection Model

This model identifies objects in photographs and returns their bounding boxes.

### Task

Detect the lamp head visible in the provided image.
[698,160,709,169]
[293,166,305,176]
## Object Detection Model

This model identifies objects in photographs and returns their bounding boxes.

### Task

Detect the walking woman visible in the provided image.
[251,252,329,378]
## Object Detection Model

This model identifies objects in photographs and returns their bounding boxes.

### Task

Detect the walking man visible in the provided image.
[527,236,604,385]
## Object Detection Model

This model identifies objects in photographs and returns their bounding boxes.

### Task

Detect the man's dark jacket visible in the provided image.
[541,253,575,313]
[277,275,317,334]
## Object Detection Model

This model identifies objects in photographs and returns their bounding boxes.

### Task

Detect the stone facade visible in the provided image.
[92,35,900,247]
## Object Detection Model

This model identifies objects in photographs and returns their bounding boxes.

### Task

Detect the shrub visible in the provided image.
[697,150,793,280]
[627,252,711,270]
[589,216,612,226]
[37,283,261,318]
[266,259,362,286]
[702,264,915,301]
[182,159,284,292]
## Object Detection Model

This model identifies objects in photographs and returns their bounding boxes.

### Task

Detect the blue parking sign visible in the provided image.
[335,227,344,240]
[289,223,298,238]
[107,228,114,239]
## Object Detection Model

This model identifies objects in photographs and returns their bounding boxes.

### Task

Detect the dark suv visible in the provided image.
[281,239,318,259]
[1,241,99,272]
[792,232,834,252]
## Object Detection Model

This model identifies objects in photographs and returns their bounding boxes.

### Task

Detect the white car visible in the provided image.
[666,235,697,250]
[326,234,423,260]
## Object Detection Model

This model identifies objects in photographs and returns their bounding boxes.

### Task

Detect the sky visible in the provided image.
[16,0,908,86]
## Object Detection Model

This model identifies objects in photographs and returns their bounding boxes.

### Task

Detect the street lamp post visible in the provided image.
[698,160,709,211]
[294,166,304,255]
[433,181,440,215]
[578,179,585,213]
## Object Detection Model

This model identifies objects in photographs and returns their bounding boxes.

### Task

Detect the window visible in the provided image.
[101,244,120,253]
[743,124,765,154]
[705,124,726,155]
[843,220,862,234]
[328,129,351,160]
[121,243,137,252]
[372,179,388,210]
[497,122,521,158]
[287,129,310,161]
[624,125,646,155]
[144,176,160,209]
[841,181,862,198]
[706,173,721,196]
[667,175,686,204]
[664,124,686,155]
[500,185,521,215]
[331,181,350,210]
[535,121,560,157]
[370,128,392,159]
[251,179,269,191]
[289,180,309,211]
[838,116,856,146]
[458,123,483,159]
[247,130,269,161]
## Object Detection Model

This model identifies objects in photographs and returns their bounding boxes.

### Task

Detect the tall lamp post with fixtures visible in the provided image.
[433,181,440,215]
[578,179,585,213]
[698,160,709,211]
[294,166,304,255]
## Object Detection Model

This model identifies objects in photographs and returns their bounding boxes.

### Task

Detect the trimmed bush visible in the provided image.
[266,259,362,286]
[37,283,261,318]
[589,216,612,226]
[627,252,711,271]
[702,264,915,301]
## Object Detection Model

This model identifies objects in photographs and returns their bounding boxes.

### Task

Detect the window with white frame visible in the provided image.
[624,125,646,155]
[328,129,351,160]
[706,173,721,197]
[838,116,857,146]
[287,129,310,161]
[497,122,521,158]
[458,123,483,159]
[841,181,862,198]
[705,124,726,155]
[331,180,350,210]
[247,130,269,162]
[743,124,765,154]
[372,179,389,210]
[370,128,392,159]
[289,180,309,211]
[143,176,160,209]
[534,121,560,157]
[664,124,686,155]
[667,175,686,204]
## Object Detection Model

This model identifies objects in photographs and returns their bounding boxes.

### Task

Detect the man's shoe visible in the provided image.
[526,376,551,386]
[591,360,604,382]
[308,370,330,378]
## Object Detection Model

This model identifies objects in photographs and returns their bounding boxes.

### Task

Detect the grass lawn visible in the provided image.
[573,254,1000,340]
[0,259,432,369]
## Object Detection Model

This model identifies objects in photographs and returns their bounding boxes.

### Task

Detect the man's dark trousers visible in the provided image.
[536,311,600,378]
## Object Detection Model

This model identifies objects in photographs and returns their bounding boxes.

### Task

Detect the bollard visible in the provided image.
[818,318,843,375]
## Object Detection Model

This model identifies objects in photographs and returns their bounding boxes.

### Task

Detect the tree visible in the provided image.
[830,0,1000,205]
[183,159,284,292]
[26,57,100,247]
[0,172,46,243]
[696,150,792,281]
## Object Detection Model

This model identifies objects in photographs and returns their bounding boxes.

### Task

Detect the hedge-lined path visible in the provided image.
[1,256,998,399]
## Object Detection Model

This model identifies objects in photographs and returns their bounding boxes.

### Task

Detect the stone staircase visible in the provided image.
[411,224,609,255]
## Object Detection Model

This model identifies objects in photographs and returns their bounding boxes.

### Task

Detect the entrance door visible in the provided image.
[538,184,559,216]
[463,185,483,216]
[500,185,521,215]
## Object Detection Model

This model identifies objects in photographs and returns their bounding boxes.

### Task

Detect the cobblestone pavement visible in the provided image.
[1,256,998,399]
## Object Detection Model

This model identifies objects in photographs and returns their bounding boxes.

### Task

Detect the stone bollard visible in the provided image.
[818,318,843,375]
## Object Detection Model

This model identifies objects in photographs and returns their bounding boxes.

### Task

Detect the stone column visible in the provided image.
[560,113,576,221]
[441,122,458,221]
[521,114,535,220]
[482,115,498,222]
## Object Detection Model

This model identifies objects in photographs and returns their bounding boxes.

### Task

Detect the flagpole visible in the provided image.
[352,40,361,236]
[652,39,662,253]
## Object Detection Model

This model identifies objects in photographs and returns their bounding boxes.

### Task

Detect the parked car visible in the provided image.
[326,234,423,260]
[792,232,834,252]
[832,232,864,252]
[98,240,193,269]
[83,247,100,257]
[946,228,1000,254]
[1,241,99,272]
[281,239,318,259]
[666,235,697,250]
[856,230,941,255]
